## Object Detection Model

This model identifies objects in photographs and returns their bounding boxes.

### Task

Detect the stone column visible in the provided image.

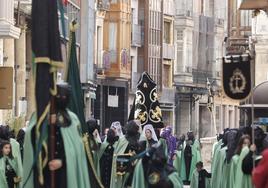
[15,26,26,117]
[25,29,35,120]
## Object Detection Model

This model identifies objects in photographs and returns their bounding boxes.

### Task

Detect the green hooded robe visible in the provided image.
[211,140,222,171]
[22,111,90,188]
[228,154,239,188]
[0,156,20,188]
[190,169,211,188]
[179,140,202,182]
[211,145,227,188]
[234,147,253,188]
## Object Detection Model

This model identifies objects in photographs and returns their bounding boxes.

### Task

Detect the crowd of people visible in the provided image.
[210,126,268,188]
[0,84,268,188]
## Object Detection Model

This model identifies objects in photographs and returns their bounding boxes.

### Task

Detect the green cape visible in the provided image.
[22,111,90,188]
[173,150,182,173]
[211,140,222,171]
[190,169,211,188]
[211,145,227,188]
[234,147,253,188]
[10,138,23,188]
[179,140,202,181]
[0,156,19,188]
[229,154,239,188]
[132,160,183,188]
[109,136,129,188]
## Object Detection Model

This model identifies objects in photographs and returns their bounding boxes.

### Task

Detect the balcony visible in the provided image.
[97,0,110,11]
[131,24,142,47]
[163,43,175,60]
[0,0,20,39]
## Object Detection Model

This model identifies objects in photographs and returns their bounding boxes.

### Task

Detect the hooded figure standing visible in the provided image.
[23,84,90,188]
[180,131,201,185]
[160,126,177,165]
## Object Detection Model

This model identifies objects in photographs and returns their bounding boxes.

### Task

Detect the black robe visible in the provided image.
[100,144,114,188]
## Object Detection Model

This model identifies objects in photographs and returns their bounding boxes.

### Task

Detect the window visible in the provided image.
[109,22,117,62]
[164,21,171,44]
[111,0,118,3]
[163,64,171,87]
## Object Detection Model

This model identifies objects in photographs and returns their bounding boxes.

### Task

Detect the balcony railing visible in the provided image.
[131,24,142,47]
[97,0,110,11]
[163,43,175,60]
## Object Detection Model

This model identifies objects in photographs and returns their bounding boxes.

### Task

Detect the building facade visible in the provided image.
[94,0,132,130]
[174,0,240,138]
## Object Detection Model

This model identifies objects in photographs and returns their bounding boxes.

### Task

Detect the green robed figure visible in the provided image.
[132,140,183,188]
[180,131,201,184]
[23,84,90,188]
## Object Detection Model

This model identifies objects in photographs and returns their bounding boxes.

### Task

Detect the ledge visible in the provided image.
[0,21,21,39]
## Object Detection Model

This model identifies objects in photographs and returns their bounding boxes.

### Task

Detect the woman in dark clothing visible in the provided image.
[100,129,119,188]
[242,127,267,175]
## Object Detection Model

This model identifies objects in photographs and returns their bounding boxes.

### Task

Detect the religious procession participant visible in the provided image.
[180,131,201,185]
[228,134,251,188]
[0,140,22,188]
[173,134,185,173]
[0,126,23,188]
[160,126,177,165]
[97,121,126,187]
[132,142,183,188]
[210,130,229,188]
[111,121,124,138]
[99,129,120,188]
[190,161,211,188]
[109,120,142,188]
[83,119,104,188]
[140,124,158,148]
[23,84,90,188]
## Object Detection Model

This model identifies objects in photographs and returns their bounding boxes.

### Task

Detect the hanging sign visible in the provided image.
[222,55,251,100]
[0,67,13,109]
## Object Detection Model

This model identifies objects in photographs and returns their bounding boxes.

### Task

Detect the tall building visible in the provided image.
[131,0,175,126]
[94,0,132,130]
[174,0,240,138]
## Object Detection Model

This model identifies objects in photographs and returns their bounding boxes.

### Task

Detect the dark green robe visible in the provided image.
[22,111,90,188]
